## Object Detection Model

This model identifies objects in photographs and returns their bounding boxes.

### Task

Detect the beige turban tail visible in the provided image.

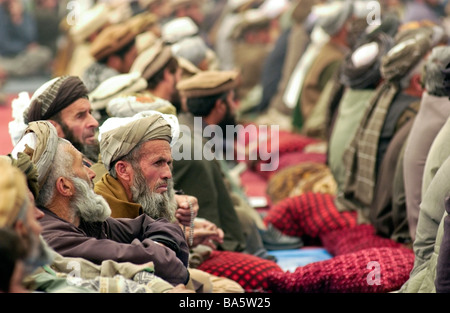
[0,158,29,228]
[100,114,172,170]
[12,121,60,188]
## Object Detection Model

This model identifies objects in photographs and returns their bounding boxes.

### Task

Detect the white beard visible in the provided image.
[71,177,111,222]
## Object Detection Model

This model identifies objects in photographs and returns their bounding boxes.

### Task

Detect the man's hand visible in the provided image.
[185,219,224,249]
[175,194,199,227]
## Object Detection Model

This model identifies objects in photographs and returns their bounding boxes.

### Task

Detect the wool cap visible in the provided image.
[177,70,240,98]
[69,3,111,44]
[130,40,173,81]
[90,21,137,61]
[99,112,176,170]
[0,157,29,228]
[171,36,208,68]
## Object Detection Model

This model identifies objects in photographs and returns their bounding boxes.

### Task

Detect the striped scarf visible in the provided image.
[338,32,432,215]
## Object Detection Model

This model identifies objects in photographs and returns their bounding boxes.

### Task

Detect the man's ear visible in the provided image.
[55,177,74,197]
[115,161,132,183]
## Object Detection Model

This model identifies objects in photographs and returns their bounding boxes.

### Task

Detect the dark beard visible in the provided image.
[130,166,177,222]
[218,103,236,133]
[59,121,99,163]
[170,91,182,113]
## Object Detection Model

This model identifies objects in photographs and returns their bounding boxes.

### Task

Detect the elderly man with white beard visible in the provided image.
[17,120,191,287]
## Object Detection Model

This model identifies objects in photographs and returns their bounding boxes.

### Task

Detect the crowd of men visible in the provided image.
[3,0,450,294]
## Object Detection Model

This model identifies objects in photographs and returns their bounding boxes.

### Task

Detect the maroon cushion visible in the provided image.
[263,192,357,238]
[197,250,283,292]
[266,247,414,293]
[320,224,402,256]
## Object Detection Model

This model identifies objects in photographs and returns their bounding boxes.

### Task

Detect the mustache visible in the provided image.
[154,179,171,190]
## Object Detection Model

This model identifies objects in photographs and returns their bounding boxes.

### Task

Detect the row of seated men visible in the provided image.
[3,0,450,293]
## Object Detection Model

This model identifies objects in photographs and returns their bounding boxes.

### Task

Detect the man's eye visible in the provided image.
[83,160,92,168]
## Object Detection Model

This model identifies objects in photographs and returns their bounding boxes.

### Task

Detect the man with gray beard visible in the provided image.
[94,111,246,293]
[129,164,178,224]
[95,111,225,250]
[20,120,191,287]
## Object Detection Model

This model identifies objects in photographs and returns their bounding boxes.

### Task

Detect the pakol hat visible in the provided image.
[177,70,240,98]
[90,21,137,61]
[130,40,173,81]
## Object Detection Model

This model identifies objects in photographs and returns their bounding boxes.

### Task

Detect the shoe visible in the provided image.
[259,224,304,251]
[252,248,278,262]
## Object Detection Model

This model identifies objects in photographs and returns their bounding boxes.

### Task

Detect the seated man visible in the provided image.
[0,0,52,83]
[0,228,28,293]
[95,111,225,252]
[15,120,190,286]
[94,111,245,292]
[0,152,191,293]
[175,70,303,257]
[15,76,100,163]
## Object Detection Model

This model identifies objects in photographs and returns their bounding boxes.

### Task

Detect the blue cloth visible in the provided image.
[268,248,332,272]
[0,4,37,56]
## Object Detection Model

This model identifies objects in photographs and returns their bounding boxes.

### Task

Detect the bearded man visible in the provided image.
[0,157,53,292]
[174,70,303,257]
[17,120,191,286]
[22,76,100,163]
[94,111,245,293]
[94,111,226,252]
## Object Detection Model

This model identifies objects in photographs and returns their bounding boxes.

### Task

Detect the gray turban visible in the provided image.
[99,114,172,171]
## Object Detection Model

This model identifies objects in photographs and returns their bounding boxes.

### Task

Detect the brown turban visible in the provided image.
[99,114,172,171]
[24,76,89,124]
